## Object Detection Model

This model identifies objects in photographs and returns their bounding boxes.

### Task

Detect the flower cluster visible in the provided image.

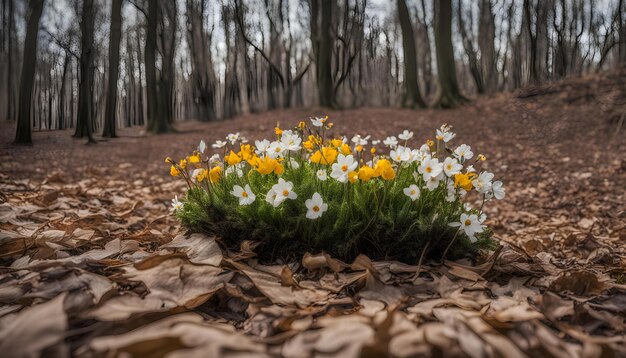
[166,120,504,262]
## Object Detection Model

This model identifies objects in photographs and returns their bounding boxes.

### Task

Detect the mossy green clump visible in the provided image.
[168,122,502,264]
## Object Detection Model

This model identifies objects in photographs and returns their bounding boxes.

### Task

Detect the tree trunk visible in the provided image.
[145,0,172,133]
[6,0,14,120]
[397,0,426,108]
[73,0,96,143]
[432,0,467,108]
[478,0,497,92]
[186,0,217,121]
[14,0,44,144]
[311,0,334,108]
[103,0,122,138]
[58,52,69,130]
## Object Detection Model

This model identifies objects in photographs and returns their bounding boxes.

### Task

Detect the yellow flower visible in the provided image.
[298,121,306,129]
[196,169,208,182]
[209,166,222,183]
[454,173,477,191]
[225,150,242,166]
[165,157,174,164]
[303,140,314,151]
[275,127,283,136]
[357,166,376,182]
[253,156,283,175]
[310,146,338,165]
[330,139,343,148]
[189,153,201,164]
[339,143,352,155]
[170,165,180,177]
[178,159,188,169]
[477,154,486,161]
[375,159,395,181]
[327,122,334,128]
[239,144,254,162]
[355,145,363,152]
[348,171,359,183]
[370,147,377,155]
[426,139,434,149]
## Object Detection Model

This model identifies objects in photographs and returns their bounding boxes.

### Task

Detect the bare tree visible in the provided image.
[73,0,96,143]
[145,0,173,133]
[433,0,466,108]
[15,0,44,144]
[102,0,123,138]
[310,0,335,107]
[397,0,426,108]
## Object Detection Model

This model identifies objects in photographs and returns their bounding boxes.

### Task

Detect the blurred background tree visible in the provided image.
[1,0,624,142]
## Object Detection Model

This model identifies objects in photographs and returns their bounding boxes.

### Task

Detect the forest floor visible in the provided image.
[1,68,625,357]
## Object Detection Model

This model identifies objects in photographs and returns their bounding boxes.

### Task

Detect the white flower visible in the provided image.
[372,140,381,146]
[231,184,256,205]
[225,164,243,177]
[191,168,205,182]
[280,132,302,152]
[209,154,221,165]
[491,181,505,200]
[398,130,413,141]
[472,171,494,194]
[418,157,443,181]
[351,134,370,146]
[289,158,300,169]
[403,184,421,201]
[425,172,443,191]
[267,141,285,159]
[197,140,207,154]
[171,195,184,212]
[383,136,398,147]
[269,178,297,206]
[466,165,476,173]
[453,144,474,161]
[265,189,279,207]
[226,132,240,144]
[436,128,456,143]
[449,213,484,242]
[305,192,328,219]
[316,169,328,181]
[212,140,227,149]
[255,139,270,155]
[310,116,328,127]
[330,154,358,183]
[390,146,411,163]
[443,157,463,177]
[240,136,249,143]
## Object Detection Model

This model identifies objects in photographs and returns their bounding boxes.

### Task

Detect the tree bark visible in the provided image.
[432,0,467,108]
[145,0,172,133]
[73,0,96,143]
[103,0,122,138]
[14,0,44,144]
[311,0,335,108]
[397,0,426,108]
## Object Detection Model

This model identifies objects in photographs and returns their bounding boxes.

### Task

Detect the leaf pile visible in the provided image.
[1,170,625,357]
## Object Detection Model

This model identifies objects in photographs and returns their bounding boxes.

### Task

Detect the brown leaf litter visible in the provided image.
[0,69,625,357]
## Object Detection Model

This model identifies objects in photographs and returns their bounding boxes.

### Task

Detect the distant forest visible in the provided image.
[1,0,625,143]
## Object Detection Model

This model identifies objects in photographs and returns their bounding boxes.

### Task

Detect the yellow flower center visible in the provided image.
[275,147,281,152]
[464,219,471,226]
[313,205,320,212]
[410,190,416,195]
[242,192,248,198]
[426,167,432,173]
[282,190,289,196]
[341,165,348,172]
